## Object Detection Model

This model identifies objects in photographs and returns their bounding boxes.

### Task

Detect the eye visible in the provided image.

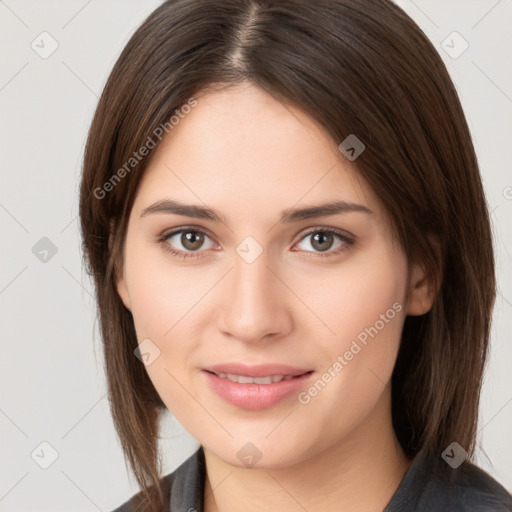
[159,228,218,260]
[293,228,354,256]
[158,226,355,261]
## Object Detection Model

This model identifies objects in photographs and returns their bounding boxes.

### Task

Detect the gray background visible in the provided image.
[0,1,511,510]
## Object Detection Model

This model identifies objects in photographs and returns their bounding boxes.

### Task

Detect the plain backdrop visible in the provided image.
[0,1,511,510]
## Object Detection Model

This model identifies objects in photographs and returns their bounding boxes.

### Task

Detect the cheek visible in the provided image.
[124,239,212,340]
[293,243,408,432]
[123,242,208,416]
[123,240,219,410]
[291,241,408,352]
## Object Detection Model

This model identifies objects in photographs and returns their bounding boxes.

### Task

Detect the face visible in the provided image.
[116,82,431,469]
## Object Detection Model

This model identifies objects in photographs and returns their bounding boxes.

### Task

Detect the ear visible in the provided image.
[110,220,132,312]
[116,265,132,312]
[405,235,442,316]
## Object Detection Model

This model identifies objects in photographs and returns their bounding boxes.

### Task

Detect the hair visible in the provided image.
[79,0,496,510]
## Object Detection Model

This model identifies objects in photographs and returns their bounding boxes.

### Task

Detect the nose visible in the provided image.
[217,250,294,344]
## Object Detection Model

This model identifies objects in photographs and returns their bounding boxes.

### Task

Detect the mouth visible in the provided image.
[202,362,313,379]
[201,365,315,410]
[203,370,313,385]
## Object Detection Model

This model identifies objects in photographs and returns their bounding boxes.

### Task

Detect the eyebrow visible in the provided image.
[140,198,373,224]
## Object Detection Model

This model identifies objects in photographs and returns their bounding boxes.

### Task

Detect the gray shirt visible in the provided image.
[112,445,512,511]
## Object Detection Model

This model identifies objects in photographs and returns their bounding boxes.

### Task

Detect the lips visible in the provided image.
[203,362,312,378]
[201,366,315,410]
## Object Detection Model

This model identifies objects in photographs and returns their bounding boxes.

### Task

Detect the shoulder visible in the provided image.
[110,446,206,512]
[387,449,512,512]
[109,473,173,512]
[429,461,512,511]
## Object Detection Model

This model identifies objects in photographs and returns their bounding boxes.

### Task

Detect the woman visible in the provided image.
[79,0,512,510]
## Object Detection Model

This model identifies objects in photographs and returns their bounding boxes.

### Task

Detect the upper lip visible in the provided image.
[203,363,312,378]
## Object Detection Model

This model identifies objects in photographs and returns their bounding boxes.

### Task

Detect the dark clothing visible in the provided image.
[112,445,512,511]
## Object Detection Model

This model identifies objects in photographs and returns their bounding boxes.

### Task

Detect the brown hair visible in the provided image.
[79,0,495,510]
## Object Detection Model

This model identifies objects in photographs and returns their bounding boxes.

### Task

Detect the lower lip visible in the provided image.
[202,370,314,410]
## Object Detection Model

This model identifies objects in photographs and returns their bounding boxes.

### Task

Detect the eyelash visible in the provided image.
[158,226,355,261]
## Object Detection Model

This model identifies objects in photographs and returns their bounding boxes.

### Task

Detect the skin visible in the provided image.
[116,82,436,512]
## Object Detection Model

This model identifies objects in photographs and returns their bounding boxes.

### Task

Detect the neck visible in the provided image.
[203,392,411,512]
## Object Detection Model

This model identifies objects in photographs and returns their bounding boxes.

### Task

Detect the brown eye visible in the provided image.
[310,232,334,252]
[294,229,354,256]
[160,228,217,258]
[181,231,205,251]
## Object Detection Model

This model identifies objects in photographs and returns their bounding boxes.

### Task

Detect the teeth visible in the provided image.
[216,372,296,384]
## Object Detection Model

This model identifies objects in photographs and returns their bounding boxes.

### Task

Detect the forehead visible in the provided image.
[132,83,380,220]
